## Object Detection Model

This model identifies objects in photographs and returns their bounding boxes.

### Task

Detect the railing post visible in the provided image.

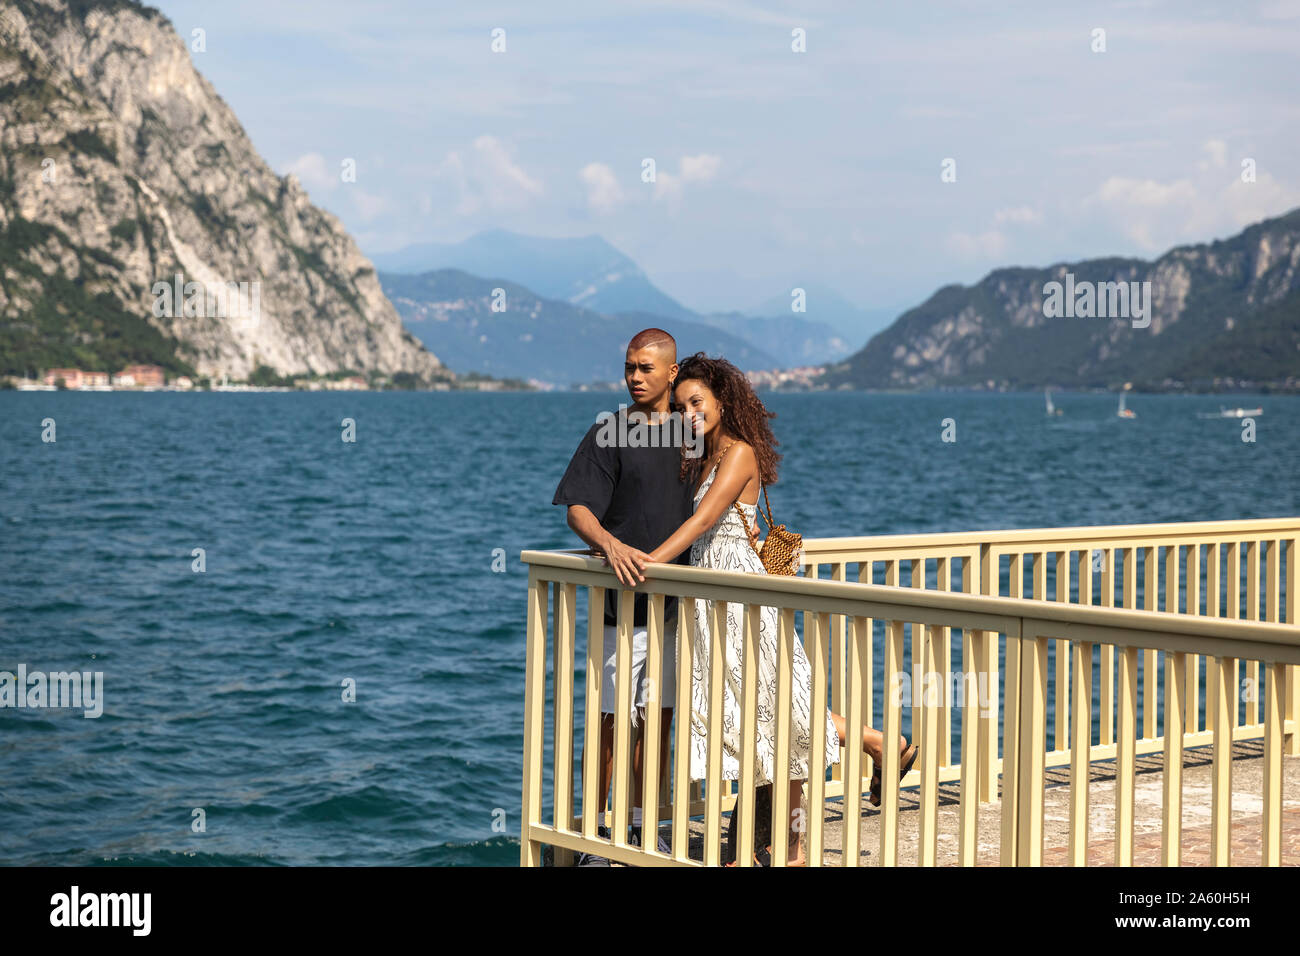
[1054,550,1070,754]
[936,556,953,767]
[1016,624,1048,866]
[843,613,869,866]
[672,598,695,861]
[957,552,979,863]
[880,619,905,866]
[1263,660,1285,866]
[771,607,795,867]
[1186,544,1202,736]
[1068,641,1093,866]
[1246,541,1260,728]
[583,586,607,843]
[1141,546,1157,741]
[736,603,760,866]
[978,545,999,803]
[1161,651,1186,866]
[611,589,636,848]
[1211,655,1235,865]
[1116,643,1138,867]
[553,582,577,865]
[1286,539,1300,755]
[640,592,666,861]
[957,611,980,866]
[1100,547,1115,746]
[520,569,548,867]
[918,624,941,866]
[807,611,831,866]
[999,609,1022,864]
[1226,542,1241,730]
[704,599,729,865]
[830,563,848,788]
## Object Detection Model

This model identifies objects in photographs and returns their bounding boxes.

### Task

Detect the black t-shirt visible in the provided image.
[552,409,696,626]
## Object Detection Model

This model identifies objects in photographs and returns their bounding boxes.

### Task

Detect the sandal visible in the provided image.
[723,845,772,867]
[868,743,919,808]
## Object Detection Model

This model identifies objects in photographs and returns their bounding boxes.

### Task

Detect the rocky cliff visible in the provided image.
[824,209,1300,389]
[0,0,449,383]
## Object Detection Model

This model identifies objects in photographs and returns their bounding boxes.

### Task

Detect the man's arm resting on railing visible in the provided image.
[566,504,650,587]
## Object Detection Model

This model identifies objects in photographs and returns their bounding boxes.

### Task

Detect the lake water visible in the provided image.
[1,390,1295,865]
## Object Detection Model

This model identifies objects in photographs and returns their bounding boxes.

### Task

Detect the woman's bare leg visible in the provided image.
[786,780,806,865]
[728,781,807,866]
[829,712,907,764]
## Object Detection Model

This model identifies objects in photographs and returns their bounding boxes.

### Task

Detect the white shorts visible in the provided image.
[600,615,678,715]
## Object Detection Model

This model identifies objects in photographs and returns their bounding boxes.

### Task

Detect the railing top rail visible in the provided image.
[519,549,1300,656]
[799,515,1300,555]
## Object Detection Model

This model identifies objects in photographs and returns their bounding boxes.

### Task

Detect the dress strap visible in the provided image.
[712,440,761,554]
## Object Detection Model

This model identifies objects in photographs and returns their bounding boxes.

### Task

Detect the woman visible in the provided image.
[644,352,917,866]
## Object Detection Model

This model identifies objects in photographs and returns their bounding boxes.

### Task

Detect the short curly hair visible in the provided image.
[673,351,782,486]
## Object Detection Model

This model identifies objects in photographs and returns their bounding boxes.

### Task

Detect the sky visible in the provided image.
[150,0,1300,325]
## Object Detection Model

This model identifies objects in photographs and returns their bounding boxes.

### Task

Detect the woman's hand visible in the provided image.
[597,535,651,587]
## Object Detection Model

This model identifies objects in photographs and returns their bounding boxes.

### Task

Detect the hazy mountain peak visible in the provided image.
[371,229,695,321]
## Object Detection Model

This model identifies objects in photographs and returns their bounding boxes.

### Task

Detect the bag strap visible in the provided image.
[733,500,761,555]
[758,485,778,531]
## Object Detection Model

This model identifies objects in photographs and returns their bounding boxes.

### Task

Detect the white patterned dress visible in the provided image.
[687,463,840,784]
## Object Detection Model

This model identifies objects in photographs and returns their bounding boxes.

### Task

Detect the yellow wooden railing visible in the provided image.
[520,518,1300,867]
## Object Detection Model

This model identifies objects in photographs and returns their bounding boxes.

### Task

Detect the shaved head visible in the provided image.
[622,328,679,416]
[627,328,676,362]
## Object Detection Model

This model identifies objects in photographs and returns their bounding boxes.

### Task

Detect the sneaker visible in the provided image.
[575,825,612,867]
[628,824,672,855]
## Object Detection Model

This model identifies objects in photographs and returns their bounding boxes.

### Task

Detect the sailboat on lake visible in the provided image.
[1045,389,1063,416]
[1117,390,1137,419]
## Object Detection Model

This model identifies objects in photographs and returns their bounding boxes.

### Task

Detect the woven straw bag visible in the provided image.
[713,440,803,576]
[733,486,803,576]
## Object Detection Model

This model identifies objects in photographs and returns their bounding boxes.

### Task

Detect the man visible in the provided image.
[551,328,695,862]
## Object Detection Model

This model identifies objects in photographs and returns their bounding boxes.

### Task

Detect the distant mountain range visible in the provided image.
[695,311,851,366]
[380,269,782,387]
[373,232,861,367]
[372,231,697,320]
[743,284,900,342]
[824,208,1300,390]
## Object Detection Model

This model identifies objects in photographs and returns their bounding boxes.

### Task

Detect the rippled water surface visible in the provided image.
[1,391,1295,865]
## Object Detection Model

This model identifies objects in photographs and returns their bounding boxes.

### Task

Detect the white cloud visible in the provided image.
[470,135,543,202]
[351,189,389,221]
[283,152,336,194]
[645,0,814,27]
[680,153,722,183]
[1199,138,1228,171]
[1260,0,1300,18]
[1086,158,1300,252]
[993,205,1042,225]
[653,154,722,205]
[579,162,624,214]
[1094,176,1198,208]
[433,136,543,216]
[946,229,1007,259]
[1088,176,1198,249]
[653,170,682,203]
[1219,171,1300,229]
